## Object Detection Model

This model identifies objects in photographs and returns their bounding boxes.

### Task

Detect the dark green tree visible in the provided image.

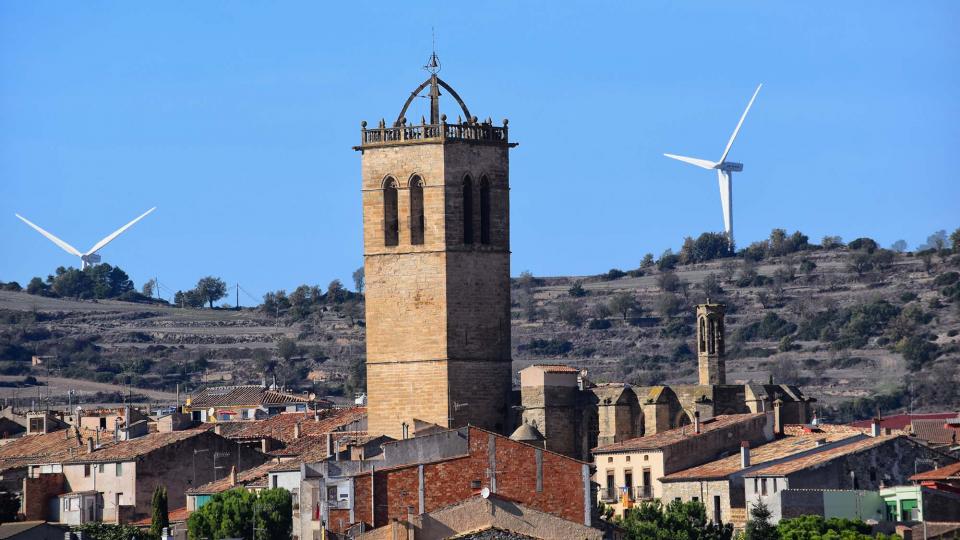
[777,515,897,540]
[194,276,228,308]
[609,292,638,320]
[743,501,778,540]
[277,338,298,362]
[73,522,154,540]
[187,488,292,540]
[150,485,169,537]
[618,499,732,540]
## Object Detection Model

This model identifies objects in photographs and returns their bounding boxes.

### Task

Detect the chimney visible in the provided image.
[86,437,94,454]
[815,438,828,447]
[293,422,301,440]
[694,411,701,434]
[871,417,881,438]
[229,466,237,486]
[314,408,320,422]
[401,422,409,440]
[261,438,269,453]
[214,424,222,436]
[773,399,784,436]
[740,441,751,469]
[326,433,333,458]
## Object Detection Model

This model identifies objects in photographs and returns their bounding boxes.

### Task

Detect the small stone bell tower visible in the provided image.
[697,302,726,385]
[355,57,516,438]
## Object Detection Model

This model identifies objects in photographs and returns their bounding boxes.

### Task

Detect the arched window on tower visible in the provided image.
[699,317,707,353]
[479,176,491,245]
[462,176,474,245]
[409,176,424,245]
[383,177,399,247]
[707,318,716,354]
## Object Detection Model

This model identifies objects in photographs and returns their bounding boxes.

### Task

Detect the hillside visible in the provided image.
[1,238,958,420]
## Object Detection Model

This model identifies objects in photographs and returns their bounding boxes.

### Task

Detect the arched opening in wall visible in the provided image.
[462,176,474,245]
[383,177,399,247]
[698,317,707,353]
[409,176,424,245]
[707,317,716,354]
[479,176,491,245]
[674,410,692,429]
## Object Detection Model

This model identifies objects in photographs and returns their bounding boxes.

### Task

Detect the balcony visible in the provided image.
[358,119,512,149]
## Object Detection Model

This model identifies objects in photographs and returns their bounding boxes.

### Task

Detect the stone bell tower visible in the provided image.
[697,302,726,385]
[355,58,516,439]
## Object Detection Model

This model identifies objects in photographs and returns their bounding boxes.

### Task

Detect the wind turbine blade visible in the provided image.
[718,83,762,164]
[717,169,732,237]
[663,153,717,170]
[85,207,156,256]
[15,214,83,257]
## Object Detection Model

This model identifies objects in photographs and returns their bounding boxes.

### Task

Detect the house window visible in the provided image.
[624,470,633,500]
[84,464,90,477]
[869,467,877,482]
[753,478,758,492]
[773,478,778,492]
[479,176,491,245]
[713,495,722,524]
[625,456,631,462]
[271,475,278,489]
[63,498,69,511]
[98,464,105,474]
[116,463,123,476]
[605,472,615,500]
[761,478,767,496]
[471,480,482,490]
[409,176,425,245]
[100,417,107,429]
[383,177,399,247]
[462,176,474,244]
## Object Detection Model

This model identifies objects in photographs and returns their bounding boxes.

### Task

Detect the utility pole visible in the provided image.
[236,283,239,310]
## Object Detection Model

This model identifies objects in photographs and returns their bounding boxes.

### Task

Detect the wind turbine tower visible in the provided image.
[664,84,762,250]
[15,207,157,270]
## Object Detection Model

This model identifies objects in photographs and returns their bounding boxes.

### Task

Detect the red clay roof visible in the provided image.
[186,461,278,495]
[593,414,762,454]
[220,408,366,444]
[744,435,900,477]
[910,460,960,481]
[662,433,864,481]
[910,419,960,446]
[532,365,580,374]
[849,413,957,430]
[63,426,213,464]
[131,507,191,526]
[188,385,314,408]
[0,428,100,472]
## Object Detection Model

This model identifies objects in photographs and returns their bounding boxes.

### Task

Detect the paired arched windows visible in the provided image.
[409,176,424,245]
[462,176,474,245]
[383,177,399,247]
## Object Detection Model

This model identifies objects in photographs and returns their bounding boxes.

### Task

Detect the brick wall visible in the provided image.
[21,472,65,521]
[349,427,589,531]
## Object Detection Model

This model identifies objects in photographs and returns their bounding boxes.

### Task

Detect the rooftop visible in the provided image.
[220,407,366,443]
[744,435,900,477]
[910,418,960,446]
[186,461,278,495]
[910,460,960,481]
[0,427,99,472]
[63,426,213,464]
[592,414,762,454]
[662,433,864,481]
[187,385,316,409]
[849,413,958,430]
[131,507,191,526]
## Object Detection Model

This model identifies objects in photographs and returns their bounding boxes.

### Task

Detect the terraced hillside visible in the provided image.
[1,241,958,420]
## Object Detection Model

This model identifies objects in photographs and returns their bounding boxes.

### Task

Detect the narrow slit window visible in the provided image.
[480,176,491,244]
[383,178,399,246]
[463,176,474,245]
[409,176,425,245]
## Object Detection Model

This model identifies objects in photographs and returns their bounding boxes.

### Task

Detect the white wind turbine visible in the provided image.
[15,207,156,270]
[664,84,762,250]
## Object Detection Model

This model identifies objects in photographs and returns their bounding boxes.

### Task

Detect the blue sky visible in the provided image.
[1,2,958,302]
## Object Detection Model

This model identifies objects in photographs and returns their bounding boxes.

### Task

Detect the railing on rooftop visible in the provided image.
[359,118,510,147]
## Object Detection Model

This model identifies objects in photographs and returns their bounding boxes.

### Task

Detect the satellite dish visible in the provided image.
[480,487,490,499]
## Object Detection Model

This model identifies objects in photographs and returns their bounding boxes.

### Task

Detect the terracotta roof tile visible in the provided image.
[131,507,191,526]
[593,414,762,453]
[910,460,960,481]
[531,364,580,374]
[188,385,314,409]
[910,419,960,446]
[744,435,900,477]
[849,413,957,430]
[662,433,863,481]
[63,426,213,464]
[186,461,278,495]
[221,408,366,444]
[0,428,99,472]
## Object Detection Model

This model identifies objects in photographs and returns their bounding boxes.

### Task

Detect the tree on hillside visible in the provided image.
[918,229,948,252]
[194,277,227,308]
[352,266,365,294]
[253,349,277,376]
[821,235,844,250]
[744,501,778,540]
[277,338,298,362]
[657,271,681,292]
[142,278,156,298]
[609,292,638,321]
[951,228,960,253]
[890,239,908,253]
[640,253,655,268]
[326,279,347,303]
[150,485,169,537]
